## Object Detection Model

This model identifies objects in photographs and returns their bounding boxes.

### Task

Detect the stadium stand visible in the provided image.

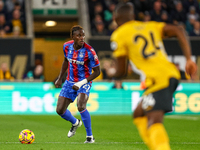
[87,0,200,36]
[0,0,26,37]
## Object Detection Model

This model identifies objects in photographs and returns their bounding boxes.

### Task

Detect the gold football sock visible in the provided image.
[133,117,154,150]
[148,123,171,150]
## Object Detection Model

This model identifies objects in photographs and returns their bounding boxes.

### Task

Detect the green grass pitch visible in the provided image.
[0,115,200,150]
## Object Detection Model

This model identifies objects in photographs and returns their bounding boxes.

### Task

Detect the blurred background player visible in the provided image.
[55,25,100,143]
[110,3,197,150]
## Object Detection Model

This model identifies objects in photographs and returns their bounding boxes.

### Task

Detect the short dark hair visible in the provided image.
[70,25,83,38]
[115,2,134,14]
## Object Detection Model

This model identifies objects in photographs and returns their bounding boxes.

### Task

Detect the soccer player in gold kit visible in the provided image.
[110,3,197,150]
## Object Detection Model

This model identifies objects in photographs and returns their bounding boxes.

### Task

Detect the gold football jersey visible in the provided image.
[111,21,180,95]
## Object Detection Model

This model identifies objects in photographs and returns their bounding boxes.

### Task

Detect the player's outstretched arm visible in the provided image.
[55,57,68,88]
[163,24,197,78]
[72,66,100,91]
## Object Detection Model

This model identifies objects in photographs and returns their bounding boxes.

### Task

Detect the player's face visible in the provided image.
[72,29,85,47]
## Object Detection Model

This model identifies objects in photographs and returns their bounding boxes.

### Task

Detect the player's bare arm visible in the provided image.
[72,65,100,91]
[87,65,101,82]
[112,56,127,79]
[55,57,68,88]
[163,24,197,77]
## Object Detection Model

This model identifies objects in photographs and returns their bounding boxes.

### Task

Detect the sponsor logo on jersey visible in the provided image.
[67,58,84,65]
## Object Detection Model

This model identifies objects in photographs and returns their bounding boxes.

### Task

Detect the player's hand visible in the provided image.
[72,85,79,91]
[185,59,197,80]
[55,78,62,88]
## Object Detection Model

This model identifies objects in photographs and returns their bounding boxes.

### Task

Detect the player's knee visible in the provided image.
[148,116,163,124]
[148,118,162,127]
[56,107,64,115]
[147,111,164,127]
[77,104,86,112]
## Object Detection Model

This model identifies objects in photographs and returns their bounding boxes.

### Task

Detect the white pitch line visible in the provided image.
[0,142,141,144]
[165,115,199,120]
[171,142,200,145]
[0,142,200,145]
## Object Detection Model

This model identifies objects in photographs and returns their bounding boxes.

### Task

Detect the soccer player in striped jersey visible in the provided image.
[110,3,197,150]
[55,25,100,143]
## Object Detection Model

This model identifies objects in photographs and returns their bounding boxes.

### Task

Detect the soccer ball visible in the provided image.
[19,129,35,144]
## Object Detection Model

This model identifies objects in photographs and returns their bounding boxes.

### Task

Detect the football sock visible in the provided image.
[80,109,92,136]
[133,116,154,150]
[148,123,171,150]
[61,109,77,124]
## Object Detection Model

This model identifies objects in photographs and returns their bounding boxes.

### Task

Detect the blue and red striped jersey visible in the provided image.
[63,40,100,82]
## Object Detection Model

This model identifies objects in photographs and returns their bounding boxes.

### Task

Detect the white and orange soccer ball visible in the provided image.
[19,129,35,144]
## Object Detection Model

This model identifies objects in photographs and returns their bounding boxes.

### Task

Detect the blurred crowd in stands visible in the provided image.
[0,0,26,37]
[88,0,199,83]
[0,61,44,81]
[88,0,200,36]
[0,62,15,80]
